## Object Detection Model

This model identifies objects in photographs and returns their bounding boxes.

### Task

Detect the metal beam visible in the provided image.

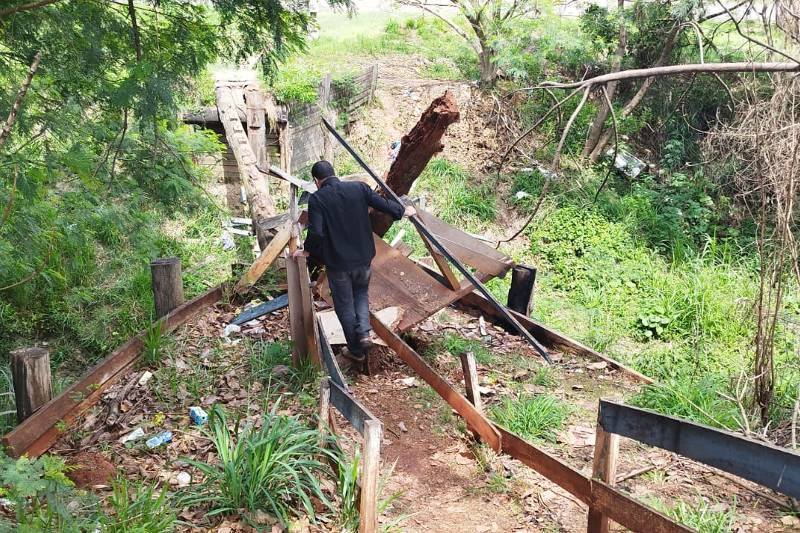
[599,400,800,499]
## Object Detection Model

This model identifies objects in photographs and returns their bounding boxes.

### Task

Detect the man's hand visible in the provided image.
[292,249,310,259]
[403,205,417,218]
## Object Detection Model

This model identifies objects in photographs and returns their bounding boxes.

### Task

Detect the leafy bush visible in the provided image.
[179,402,340,527]
[0,451,100,531]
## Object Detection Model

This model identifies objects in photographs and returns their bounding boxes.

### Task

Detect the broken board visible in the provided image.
[319,235,483,332]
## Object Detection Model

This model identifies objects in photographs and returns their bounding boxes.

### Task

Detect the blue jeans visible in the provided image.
[327,266,372,357]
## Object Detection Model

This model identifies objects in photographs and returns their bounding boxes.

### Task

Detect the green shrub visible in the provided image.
[418,158,497,226]
[490,393,570,443]
[179,402,340,527]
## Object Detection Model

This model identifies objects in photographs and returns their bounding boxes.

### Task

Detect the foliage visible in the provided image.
[272,66,321,104]
[103,477,176,533]
[647,492,737,533]
[489,393,570,443]
[0,451,100,531]
[179,402,340,526]
[417,158,497,227]
[629,376,745,431]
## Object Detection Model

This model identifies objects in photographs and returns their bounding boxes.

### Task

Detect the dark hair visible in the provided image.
[311,160,335,180]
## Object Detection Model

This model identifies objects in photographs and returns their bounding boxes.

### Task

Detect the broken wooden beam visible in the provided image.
[371,314,502,452]
[370,91,461,237]
[217,85,275,250]
[322,116,551,364]
[10,348,52,424]
[234,219,292,294]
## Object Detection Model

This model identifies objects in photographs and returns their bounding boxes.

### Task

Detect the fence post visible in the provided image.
[10,347,53,423]
[507,265,536,315]
[587,406,620,533]
[359,419,382,533]
[151,257,184,319]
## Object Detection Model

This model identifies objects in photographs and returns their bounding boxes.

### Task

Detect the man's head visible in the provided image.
[311,160,335,185]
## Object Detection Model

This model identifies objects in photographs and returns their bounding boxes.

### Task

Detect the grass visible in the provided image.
[489,393,571,443]
[179,402,341,527]
[647,492,737,533]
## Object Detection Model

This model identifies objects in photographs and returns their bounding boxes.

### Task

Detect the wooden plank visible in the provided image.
[458,292,653,384]
[3,286,223,458]
[298,255,318,364]
[599,399,800,499]
[591,481,694,533]
[418,229,460,290]
[234,219,292,293]
[286,249,307,367]
[459,351,482,413]
[329,379,380,436]
[316,317,348,391]
[318,236,479,332]
[371,315,502,452]
[496,426,591,503]
[416,208,513,278]
[359,419,382,533]
[267,165,317,194]
[587,419,620,533]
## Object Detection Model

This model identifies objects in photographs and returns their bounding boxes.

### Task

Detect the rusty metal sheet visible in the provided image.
[319,235,477,332]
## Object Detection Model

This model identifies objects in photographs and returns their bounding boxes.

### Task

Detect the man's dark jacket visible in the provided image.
[304,177,404,271]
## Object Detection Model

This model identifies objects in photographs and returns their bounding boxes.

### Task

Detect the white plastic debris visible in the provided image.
[137,371,153,386]
[121,427,145,444]
[222,323,241,338]
[218,231,236,251]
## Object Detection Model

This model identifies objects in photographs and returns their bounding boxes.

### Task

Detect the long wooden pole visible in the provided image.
[322,117,551,364]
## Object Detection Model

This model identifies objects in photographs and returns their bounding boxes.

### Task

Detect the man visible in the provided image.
[292,160,416,364]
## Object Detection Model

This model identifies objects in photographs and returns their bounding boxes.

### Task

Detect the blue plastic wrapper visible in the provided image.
[146,430,173,449]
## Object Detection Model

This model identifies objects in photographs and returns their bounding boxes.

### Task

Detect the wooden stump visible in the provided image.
[151,257,184,319]
[507,265,537,316]
[10,347,52,423]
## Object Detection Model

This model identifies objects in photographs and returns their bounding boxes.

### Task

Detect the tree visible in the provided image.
[0,0,348,354]
[396,0,541,87]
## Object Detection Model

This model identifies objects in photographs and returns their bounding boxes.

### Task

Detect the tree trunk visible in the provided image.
[370,91,460,237]
[216,85,276,250]
[582,0,627,159]
[587,23,681,163]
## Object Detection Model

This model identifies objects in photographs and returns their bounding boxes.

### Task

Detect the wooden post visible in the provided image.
[319,378,331,437]
[587,414,620,533]
[459,351,482,413]
[151,257,184,319]
[10,348,53,424]
[359,419,382,533]
[246,86,268,169]
[507,265,537,316]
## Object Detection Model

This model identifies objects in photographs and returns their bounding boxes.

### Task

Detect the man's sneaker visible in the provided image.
[341,347,365,363]
[359,337,374,352]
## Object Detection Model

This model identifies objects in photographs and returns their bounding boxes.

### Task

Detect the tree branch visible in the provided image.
[541,61,800,90]
[0,52,42,153]
[0,0,62,18]
[0,167,18,232]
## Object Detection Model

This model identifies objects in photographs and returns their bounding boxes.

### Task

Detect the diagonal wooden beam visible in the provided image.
[370,313,502,452]
[234,219,292,294]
